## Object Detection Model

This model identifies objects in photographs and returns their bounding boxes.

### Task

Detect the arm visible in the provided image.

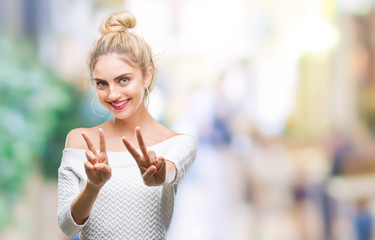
[70,181,102,224]
[122,127,177,186]
[58,128,111,236]
[72,129,111,222]
[164,160,177,185]
[58,166,88,237]
[162,135,198,185]
[122,127,198,186]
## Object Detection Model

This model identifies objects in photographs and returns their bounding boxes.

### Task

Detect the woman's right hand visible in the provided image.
[81,128,112,188]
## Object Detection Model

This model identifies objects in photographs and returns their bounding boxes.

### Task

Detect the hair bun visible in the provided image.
[99,11,136,34]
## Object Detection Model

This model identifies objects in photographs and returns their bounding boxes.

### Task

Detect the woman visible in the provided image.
[57,11,198,239]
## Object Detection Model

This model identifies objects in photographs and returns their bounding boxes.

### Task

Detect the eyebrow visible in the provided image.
[94,73,134,82]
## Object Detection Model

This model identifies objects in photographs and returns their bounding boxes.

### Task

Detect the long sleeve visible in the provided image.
[57,149,89,237]
[160,135,198,184]
[56,136,197,240]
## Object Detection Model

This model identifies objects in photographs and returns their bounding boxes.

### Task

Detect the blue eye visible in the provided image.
[96,81,107,89]
[120,78,129,84]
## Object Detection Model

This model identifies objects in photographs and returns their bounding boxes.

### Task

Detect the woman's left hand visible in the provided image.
[122,127,166,186]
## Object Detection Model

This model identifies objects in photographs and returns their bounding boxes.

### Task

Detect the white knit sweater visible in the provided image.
[57,135,198,240]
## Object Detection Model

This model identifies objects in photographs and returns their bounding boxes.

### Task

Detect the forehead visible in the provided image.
[93,53,140,79]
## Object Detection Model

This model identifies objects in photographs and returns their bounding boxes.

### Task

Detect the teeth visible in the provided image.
[112,100,128,107]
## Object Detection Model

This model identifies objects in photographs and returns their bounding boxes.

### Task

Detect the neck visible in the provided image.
[107,105,154,136]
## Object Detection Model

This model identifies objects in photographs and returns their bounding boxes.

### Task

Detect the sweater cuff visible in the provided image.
[161,160,177,186]
[58,200,90,237]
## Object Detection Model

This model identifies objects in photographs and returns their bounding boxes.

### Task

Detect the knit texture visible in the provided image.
[57,135,198,239]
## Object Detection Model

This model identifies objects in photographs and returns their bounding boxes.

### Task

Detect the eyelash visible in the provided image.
[119,78,129,85]
[95,78,129,89]
[96,81,107,89]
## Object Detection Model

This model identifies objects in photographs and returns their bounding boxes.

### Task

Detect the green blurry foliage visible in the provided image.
[0,37,86,229]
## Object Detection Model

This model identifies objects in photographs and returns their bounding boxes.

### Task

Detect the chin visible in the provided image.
[111,111,131,120]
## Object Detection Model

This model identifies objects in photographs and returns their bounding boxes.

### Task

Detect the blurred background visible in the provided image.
[1,0,375,239]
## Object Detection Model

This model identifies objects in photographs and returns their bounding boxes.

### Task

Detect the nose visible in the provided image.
[107,85,121,101]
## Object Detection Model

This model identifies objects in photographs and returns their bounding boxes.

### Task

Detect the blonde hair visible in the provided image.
[88,11,155,92]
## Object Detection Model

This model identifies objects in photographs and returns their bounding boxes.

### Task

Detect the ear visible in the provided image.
[143,66,153,89]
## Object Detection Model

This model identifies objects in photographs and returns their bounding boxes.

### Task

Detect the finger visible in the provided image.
[97,151,108,164]
[82,131,97,155]
[85,150,97,165]
[148,150,156,165]
[136,127,150,165]
[156,156,165,173]
[84,160,94,172]
[94,163,111,172]
[122,136,142,160]
[142,165,157,182]
[98,128,107,153]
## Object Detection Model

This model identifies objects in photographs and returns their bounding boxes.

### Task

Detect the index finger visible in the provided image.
[99,128,106,153]
[82,131,97,154]
[122,136,142,161]
[135,127,150,165]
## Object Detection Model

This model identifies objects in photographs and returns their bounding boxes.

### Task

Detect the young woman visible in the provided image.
[57,11,198,239]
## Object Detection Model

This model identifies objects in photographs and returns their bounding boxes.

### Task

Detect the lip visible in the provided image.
[112,99,126,104]
[108,99,130,111]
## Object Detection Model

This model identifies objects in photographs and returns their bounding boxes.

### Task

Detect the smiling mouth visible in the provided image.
[109,99,130,110]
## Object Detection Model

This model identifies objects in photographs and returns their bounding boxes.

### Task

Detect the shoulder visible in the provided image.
[164,134,198,152]
[153,122,197,148]
[177,134,198,149]
[65,127,92,149]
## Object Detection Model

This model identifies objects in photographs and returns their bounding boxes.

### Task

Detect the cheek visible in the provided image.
[96,90,107,102]
[128,84,144,97]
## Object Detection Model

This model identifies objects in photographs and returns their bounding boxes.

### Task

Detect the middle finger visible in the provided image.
[135,127,150,165]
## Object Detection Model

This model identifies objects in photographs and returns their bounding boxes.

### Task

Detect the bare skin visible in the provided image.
[67,54,178,225]
[69,127,178,225]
